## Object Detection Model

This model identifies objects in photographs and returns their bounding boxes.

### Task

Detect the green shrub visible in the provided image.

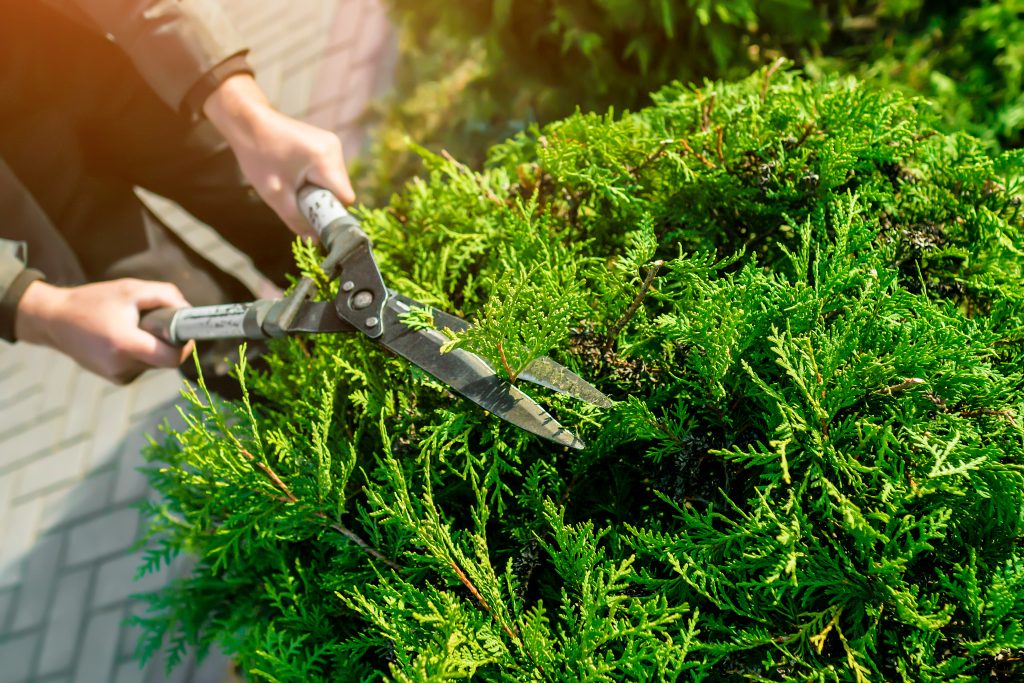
[360,1,1024,201]
[137,69,1024,681]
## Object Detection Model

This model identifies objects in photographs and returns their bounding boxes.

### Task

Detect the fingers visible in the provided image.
[307,157,356,206]
[123,279,194,368]
[120,328,194,369]
[129,280,191,311]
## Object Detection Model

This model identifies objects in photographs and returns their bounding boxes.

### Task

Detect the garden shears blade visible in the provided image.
[426,304,614,409]
[139,186,611,449]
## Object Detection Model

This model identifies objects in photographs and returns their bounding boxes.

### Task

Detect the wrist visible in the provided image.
[203,74,274,146]
[15,280,62,346]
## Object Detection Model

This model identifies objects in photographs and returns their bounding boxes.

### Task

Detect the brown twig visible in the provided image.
[608,260,665,339]
[761,57,786,100]
[678,139,716,168]
[496,340,518,384]
[629,139,674,178]
[240,449,400,569]
[715,125,725,164]
[701,93,716,133]
[874,378,925,395]
[449,561,548,677]
[793,122,816,150]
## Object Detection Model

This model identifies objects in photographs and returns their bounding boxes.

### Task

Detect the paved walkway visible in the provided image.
[0,2,395,681]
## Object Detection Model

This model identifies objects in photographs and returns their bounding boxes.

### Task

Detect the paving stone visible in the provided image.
[93,553,167,610]
[112,465,149,508]
[38,470,116,535]
[40,355,78,413]
[72,608,123,683]
[84,386,137,471]
[10,533,63,631]
[61,372,108,442]
[306,48,354,111]
[16,442,88,500]
[37,567,92,677]
[0,384,45,423]
[0,631,39,683]
[0,416,62,473]
[113,661,145,683]
[191,650,233,683]
[0,500,41,589]
[127,372,181,421]
[119,602,148,661]
[0,588,14,632]
[330,62,381,128]
[64,508,139,567]
[0,469,20,533]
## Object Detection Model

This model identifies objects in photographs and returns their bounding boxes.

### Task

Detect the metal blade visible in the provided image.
[517,357,614,409]
[412,296,612,408]
[382,297,584,449]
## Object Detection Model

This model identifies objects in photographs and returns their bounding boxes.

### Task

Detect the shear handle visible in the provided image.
[140,302,269,345]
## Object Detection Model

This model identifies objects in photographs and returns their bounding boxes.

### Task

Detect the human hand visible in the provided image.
[14,279,194,384]
[203,74,355,240]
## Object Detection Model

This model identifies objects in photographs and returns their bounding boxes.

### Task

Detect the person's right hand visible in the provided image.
[14,278,194,384]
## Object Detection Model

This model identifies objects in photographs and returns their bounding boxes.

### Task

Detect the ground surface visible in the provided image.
[0,2,395,681]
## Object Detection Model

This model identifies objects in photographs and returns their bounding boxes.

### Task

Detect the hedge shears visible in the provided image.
[140,187,611,449]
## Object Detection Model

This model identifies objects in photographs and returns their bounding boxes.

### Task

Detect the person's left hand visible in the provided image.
[203,74,356,240]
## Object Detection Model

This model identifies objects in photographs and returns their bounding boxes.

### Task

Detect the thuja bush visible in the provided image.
[363,1,1024,198]
[137,69,1024,681]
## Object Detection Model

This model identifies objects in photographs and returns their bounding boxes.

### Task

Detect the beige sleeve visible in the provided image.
[68,0,250,113]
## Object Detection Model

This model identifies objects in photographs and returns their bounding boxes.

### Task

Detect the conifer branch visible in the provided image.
[630,139,675,177]
[448,560,549,678]
[608,260,664,339]
[240,449,399,569]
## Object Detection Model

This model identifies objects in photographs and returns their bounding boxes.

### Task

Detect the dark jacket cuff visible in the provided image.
[0,268,45,342]
[183,53,255,120]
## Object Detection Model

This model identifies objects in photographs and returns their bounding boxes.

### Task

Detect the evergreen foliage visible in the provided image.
[362,1,1024,198]
[138,69,1024,681]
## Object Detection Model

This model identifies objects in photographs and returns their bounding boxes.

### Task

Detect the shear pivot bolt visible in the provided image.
[352,290,374,310]
[365,317,379,328]
[341,280,355,292]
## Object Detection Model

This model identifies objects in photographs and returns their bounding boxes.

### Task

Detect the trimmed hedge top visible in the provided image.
[139,68,1024,682]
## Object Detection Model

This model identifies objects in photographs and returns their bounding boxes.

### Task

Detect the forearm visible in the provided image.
[200,73,355,238]
[202,73,272,140]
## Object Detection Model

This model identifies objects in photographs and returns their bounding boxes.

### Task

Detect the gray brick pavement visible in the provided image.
[0,1,395,681]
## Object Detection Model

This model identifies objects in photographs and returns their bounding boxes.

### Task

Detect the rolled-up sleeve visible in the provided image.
[0,240,44,342]
[68,0,252,115]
